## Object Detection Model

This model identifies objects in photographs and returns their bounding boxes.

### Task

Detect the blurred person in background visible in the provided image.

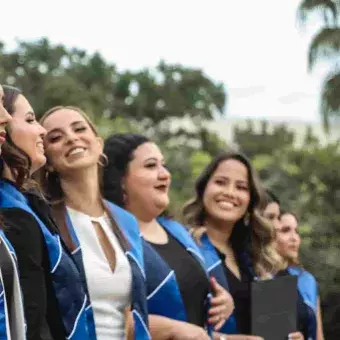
[276,211,324,340]
[262,189,324,340]
[262,189,280,229]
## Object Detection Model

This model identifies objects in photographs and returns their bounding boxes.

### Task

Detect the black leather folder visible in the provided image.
[251,275,298,340]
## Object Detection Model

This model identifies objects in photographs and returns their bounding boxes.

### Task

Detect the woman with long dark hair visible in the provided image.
[183,151,283,337]
[262,189,280,229]
[1,86,90,340]
[0,84,26,340]
[102,133,235,340]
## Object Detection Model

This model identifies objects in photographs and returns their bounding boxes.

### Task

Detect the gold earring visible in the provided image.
[98,153,108,167]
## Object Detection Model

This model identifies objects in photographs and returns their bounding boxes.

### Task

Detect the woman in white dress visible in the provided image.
[38,106,150,340]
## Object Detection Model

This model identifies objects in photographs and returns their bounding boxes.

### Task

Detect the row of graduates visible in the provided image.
[0,84,323,340]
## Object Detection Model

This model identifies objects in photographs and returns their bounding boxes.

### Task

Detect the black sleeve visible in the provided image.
[2,208,53,340]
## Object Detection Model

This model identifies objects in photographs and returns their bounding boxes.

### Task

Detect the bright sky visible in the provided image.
[1,0,322,122]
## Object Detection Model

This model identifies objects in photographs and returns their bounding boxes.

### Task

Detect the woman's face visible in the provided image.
[263,202,281,229]
[275,213,301,262]
[42,108,103,176]
[0,86,12,153]
[203,159,251,226]
[9,94,46,173]
[123,142,171,221]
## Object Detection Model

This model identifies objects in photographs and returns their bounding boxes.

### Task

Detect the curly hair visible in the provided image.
[102,133,150,208]
[264,188,280,207]
[182,150,283,279]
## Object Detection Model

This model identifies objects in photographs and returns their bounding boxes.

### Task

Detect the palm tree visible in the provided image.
[297,0,340,131]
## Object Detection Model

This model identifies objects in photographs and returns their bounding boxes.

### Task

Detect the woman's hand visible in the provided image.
[149,314,210,340]
[170,321,210,340]
[214,334,263,340]
[288,332,304,340]
[208,276,235,330]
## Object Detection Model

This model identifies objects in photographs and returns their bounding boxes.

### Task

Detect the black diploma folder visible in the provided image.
[251,275,298,340]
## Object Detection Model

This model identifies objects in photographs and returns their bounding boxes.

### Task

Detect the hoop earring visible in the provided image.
[98,153,108,167]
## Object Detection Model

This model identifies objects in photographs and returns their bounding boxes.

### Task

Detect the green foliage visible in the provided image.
[297,0,340,131]
[0,37,227,220]
[0,38,226,126]
[234,120,295,158]
[190,151,212,179]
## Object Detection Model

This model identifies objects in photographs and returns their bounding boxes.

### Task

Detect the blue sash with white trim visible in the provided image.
[288,266,318,340]
[0,180,90,340]
[0,231,22,340]
[64,200,151,340]
[198,233,256,335]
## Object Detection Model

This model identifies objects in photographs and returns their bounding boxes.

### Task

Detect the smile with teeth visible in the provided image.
[217,201,236,209]
[37,142,44,153]
[68,147,86,156]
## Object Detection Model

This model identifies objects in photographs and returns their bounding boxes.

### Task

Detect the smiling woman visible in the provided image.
[1,86,46,187]
[0,86,11,147]
[3,90,46,173]
[38,106,151,340]
[0,87,91,340]
[0,85,26,340]
[183,151,283,337]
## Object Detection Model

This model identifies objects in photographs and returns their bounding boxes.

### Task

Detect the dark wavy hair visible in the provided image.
[2,85,32,187]
[265,189,280,205]
[103,133,150,208]
[183,150,283,278]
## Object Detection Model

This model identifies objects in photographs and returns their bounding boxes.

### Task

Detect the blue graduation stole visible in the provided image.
[0,180,90,340]
[64,200,151,340]
[288,266,318,340]
[198,233,256,335]
[0,231,23,340]
[144,217,214,337]
[198,233,238,334]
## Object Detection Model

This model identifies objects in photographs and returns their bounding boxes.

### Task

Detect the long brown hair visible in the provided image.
[38,106,129,250]
[39,106,100,202]
[2,85,32,188]
[182,150,283,278]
